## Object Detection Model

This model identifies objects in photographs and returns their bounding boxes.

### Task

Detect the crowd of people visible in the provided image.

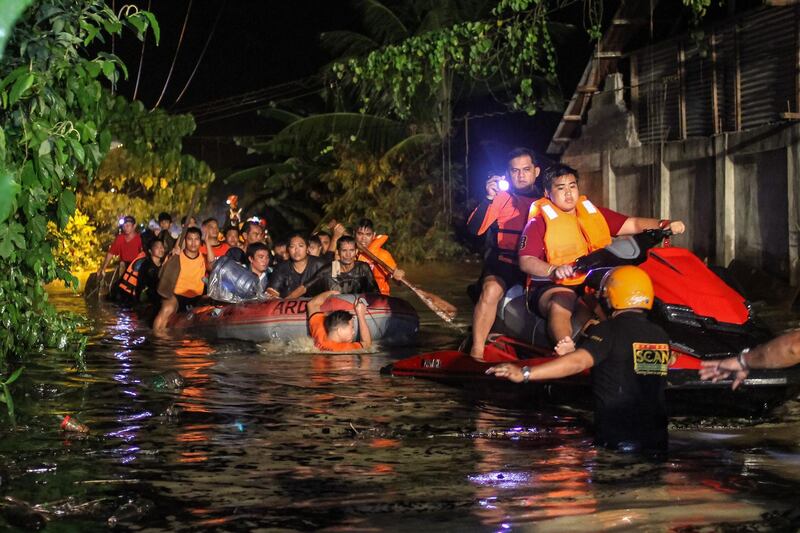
[96,148,799,455]
[100,210,404,352]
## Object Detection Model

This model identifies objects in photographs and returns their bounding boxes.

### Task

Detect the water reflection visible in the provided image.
[0,267,798,531]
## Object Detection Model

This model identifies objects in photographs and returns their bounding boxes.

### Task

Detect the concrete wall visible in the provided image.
[559,77,800,284]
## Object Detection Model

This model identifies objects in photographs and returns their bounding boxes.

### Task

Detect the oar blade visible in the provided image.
[413,287,457,321]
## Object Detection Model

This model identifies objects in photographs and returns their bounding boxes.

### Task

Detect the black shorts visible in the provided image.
[527,281,583,317]
[176,295,202,311]
[480,255,526,289]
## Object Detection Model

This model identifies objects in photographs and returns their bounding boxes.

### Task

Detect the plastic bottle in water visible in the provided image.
[148,370,185,391]
[59,415,89,433]
[107,498,153,527]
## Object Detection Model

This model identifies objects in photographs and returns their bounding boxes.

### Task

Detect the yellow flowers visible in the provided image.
[47,208,100,272]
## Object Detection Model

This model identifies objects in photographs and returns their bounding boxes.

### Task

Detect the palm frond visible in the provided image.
[261,112,408,156]
[225,164,273,183]
[416,3,460,35]
[381,133,439,164]
[359,0,409,44]
[548,22,580,44]
[256,107,303,125]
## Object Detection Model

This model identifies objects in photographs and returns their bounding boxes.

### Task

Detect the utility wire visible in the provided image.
[178,75,321,115]
[172,0,226,107]
[132,0,152,101]
[192,85,319,120]
[152,0,193,110]
[195,88,324,124]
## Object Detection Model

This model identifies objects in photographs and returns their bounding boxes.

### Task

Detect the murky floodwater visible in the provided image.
[2,263,800,531]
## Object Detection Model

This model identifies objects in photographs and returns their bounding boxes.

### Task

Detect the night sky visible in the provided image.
[111,1,353,130]
[107,1,590,195]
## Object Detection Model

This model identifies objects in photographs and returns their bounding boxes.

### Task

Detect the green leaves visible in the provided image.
[0,221,25,259]
[0,167,20,225]
[0,1,164,368]
[57,190,76,228]
[128,10,160,45]
[0,366,24,422]
[329,0,560,118]
[0,0,32,61]
[8,72,33,106]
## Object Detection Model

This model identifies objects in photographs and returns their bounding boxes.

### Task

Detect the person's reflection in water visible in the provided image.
[172,338,215,465]
[469,407,598,526]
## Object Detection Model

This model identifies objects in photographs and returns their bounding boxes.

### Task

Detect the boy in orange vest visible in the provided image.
[519,163,685,355]
[354,218,405,295]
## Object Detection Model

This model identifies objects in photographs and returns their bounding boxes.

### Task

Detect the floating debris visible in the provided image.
[107,498,154,528]
[59,415,89,433]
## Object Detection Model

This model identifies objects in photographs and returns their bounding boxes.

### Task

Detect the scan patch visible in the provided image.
[632,342,670,376]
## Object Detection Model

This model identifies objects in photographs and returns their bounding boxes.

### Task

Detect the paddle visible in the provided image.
[174,186,204,254]
[356,243,457,324]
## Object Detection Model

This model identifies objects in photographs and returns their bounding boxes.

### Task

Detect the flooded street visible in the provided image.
[2,263,800,531]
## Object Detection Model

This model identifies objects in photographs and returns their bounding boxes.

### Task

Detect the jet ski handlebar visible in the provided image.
[572,228,673,277]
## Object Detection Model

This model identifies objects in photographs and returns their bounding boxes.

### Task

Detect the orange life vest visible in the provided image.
[360,235,396,296]
[531,196,612,285]
[118,252,147,296]
[174,251,206,298]
[468,191,535,264]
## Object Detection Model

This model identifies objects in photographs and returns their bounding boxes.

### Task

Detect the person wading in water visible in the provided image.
[153,227,206,331]
[488,266,671,453]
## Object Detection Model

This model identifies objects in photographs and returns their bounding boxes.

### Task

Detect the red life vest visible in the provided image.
[118,252,147,296]
[531,196,612,285]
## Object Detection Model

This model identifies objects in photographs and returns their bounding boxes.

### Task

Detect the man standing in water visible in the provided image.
[153,227,206,331]
[97,215,143,276]
[488,266,670,453]
[287,236,378,297]
[467,148,542,361]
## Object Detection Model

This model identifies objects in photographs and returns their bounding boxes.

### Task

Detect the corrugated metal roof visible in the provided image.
[548,5,800,154]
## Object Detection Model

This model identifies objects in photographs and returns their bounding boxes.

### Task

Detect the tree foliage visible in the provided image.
[330,0,718,119]
[79,96,214,240]
[0,1,157,367]
[329,0,558,119]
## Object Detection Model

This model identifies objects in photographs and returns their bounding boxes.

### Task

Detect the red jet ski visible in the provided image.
[385,230,800,415]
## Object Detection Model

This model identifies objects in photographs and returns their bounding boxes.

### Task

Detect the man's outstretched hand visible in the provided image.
[699,358,749,390]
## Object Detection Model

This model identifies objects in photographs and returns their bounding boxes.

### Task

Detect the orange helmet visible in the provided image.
[600,266,654,310]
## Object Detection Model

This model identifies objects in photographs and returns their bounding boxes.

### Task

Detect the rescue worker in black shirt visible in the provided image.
[487,266,670,453]
[287,236,378,298]
[267,233,326,298]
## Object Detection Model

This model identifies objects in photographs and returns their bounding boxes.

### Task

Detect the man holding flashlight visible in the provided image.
[466,147,542,361]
